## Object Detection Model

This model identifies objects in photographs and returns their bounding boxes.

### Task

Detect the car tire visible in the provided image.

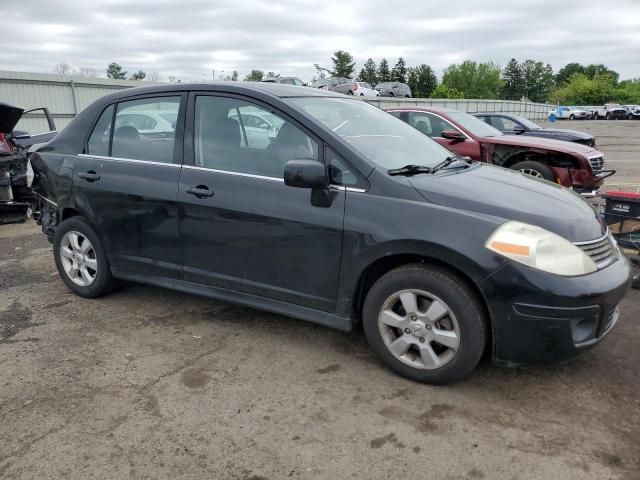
[569,114,575,120]
[53,216,117,298]
[511,160,556,182]
[628,114,633,120]
[606,113,611,120]
[362,264,487,384]
[348,91,354,95]
[630,256,640,289]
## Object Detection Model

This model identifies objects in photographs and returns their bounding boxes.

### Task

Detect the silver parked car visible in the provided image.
[261,76,306,86]
[375,81,412,97]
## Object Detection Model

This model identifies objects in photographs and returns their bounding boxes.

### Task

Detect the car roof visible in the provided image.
[384,106,458,113]
[96,81,344,103]
[473,112,517,118]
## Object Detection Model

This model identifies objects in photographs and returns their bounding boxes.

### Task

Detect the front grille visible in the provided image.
[576,233,617,269]
[589,155,604,173]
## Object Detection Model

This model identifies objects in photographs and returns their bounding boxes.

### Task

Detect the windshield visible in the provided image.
[288,97,453,169]
[515,116,542,130]
[447,111,503,137]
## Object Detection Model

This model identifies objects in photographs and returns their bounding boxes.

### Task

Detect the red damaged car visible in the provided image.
[386,107,614,197]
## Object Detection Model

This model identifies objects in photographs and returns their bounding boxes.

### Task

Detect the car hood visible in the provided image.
[408,163,606,242]
[0,102,24,134]
[481,134,598,155]
[531,128,593,140]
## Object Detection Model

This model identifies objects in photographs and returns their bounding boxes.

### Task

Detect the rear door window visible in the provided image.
[111,96,181,163]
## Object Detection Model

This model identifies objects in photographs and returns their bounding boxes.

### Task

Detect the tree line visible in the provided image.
[312,52,640,104]
[54,55,640,105]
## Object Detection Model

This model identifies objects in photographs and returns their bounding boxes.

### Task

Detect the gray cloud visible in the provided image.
[1,0,639,81]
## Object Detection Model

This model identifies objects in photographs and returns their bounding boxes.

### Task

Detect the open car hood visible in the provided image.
[0,102,24,134]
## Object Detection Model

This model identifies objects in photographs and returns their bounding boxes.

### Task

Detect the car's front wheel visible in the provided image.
[362,264,486,384]
[53,216,116,298]
[629,255,640,289]
[511,160,556,182]
[569,114,575,120]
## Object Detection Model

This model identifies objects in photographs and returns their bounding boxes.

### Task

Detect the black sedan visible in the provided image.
[474,112,596,147]
[29,83,631,384]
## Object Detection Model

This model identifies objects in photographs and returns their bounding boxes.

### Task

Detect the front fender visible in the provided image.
[334,191,508,318]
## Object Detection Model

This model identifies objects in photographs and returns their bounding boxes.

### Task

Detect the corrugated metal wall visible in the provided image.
[0,70,553,135]
[0,70,145,133]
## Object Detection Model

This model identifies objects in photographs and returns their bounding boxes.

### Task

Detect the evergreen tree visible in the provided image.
[106,62,127,79]
[359,58,378,85]
[244,70,264,81]
[331,50,355,78]
[391,57,408,83]
[377,58,391,83]
[407,65,437,98]
[130,70,146,81]
[501,58,524,100]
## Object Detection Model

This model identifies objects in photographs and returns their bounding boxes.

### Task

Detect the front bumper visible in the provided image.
[478,254,632,366]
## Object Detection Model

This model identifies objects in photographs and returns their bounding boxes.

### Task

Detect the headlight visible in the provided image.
[486,221,597,276]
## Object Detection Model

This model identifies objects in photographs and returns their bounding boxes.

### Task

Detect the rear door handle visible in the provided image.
[186,185,214,198]
[78,171,100,181]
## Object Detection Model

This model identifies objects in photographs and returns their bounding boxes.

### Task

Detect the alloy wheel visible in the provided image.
[519,168,544,178]
[378,289,461,370]
[59,231,98,287]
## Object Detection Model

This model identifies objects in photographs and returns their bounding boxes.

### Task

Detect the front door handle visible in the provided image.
[78,171,100,182]
[186,185,214,198]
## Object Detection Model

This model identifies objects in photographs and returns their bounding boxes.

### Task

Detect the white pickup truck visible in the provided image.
[595,103,628,120]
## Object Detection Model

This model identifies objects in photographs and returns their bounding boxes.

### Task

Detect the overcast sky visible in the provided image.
[2,0,639,82]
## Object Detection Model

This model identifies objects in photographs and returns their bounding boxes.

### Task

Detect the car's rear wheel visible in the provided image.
[362,264,486,384]
[53,216,116,298]
[511,160,556,182]
[606,112,611,120]
[569,114,575,120]
[348,91,354,95]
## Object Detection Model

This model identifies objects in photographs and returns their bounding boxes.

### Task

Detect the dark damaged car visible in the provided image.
[473,112,596,147]
[29,83,632,384]
[387,107,614,198]
[0,102,57,223]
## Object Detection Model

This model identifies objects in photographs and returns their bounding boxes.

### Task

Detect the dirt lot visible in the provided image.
[1,121,639,480]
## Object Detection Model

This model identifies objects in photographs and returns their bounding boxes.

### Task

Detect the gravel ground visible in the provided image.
[1,121,639,480]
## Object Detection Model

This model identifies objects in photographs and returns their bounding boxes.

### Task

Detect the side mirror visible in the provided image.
[512,125,526,134]
[11,130,31,140]
[440,130,466,142]
[259,122,270,130]
[284,160,328,189]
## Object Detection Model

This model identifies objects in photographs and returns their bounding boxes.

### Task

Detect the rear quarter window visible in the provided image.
[86,104,114,156]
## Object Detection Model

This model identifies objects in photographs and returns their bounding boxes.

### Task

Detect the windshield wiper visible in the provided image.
[388,164,435,176]
[430,155,471,173]
[388,156,471,176]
